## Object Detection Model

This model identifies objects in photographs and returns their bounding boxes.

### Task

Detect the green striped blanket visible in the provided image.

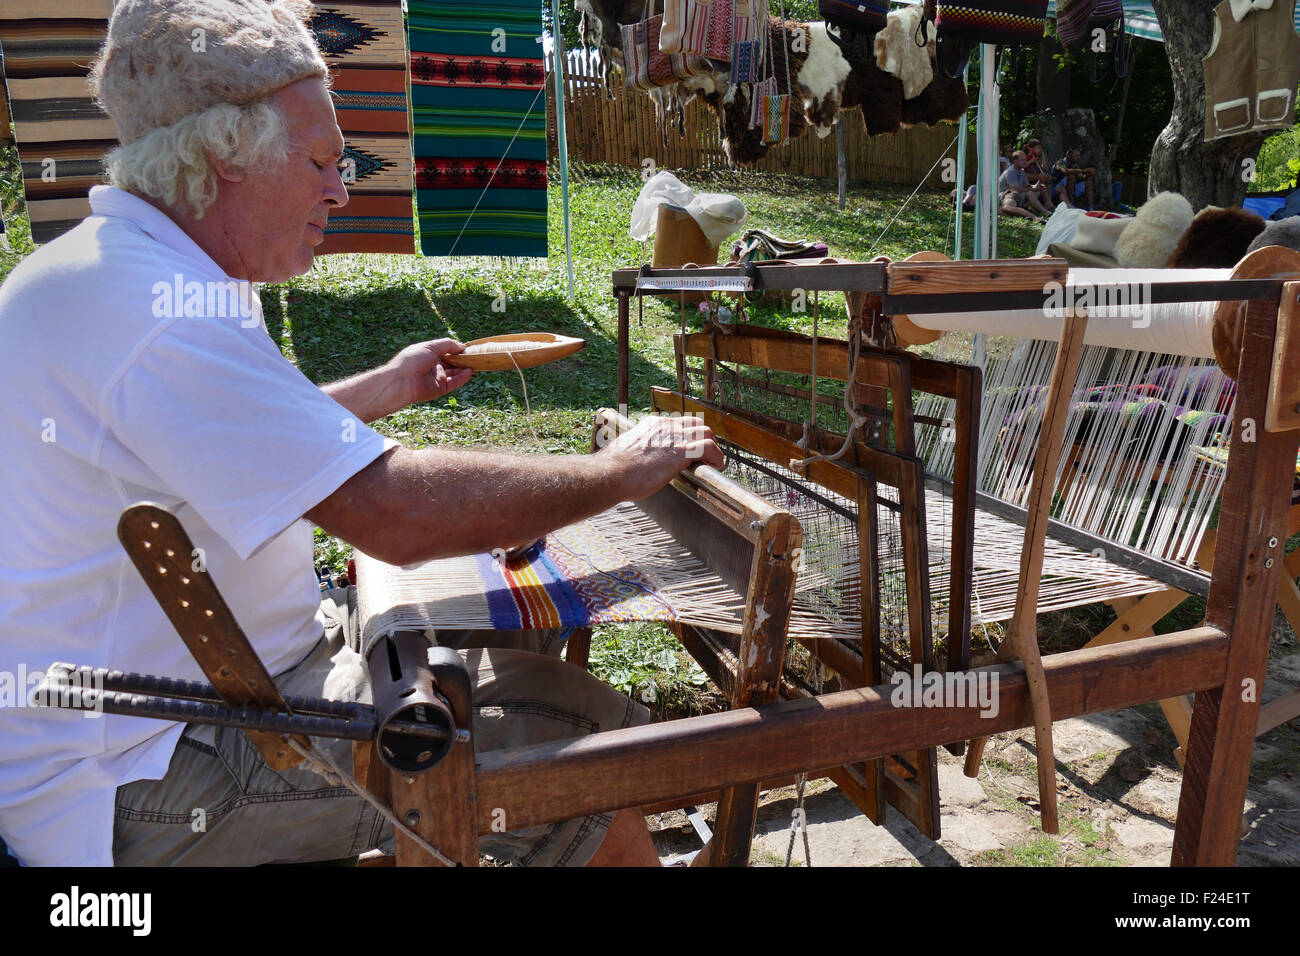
[408,0,548,257]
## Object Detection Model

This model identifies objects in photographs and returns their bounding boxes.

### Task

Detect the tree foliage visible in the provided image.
[977,35,1172,182]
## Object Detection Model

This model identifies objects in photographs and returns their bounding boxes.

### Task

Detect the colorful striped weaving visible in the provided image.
[408,0,548,258]
[309,1,415,255]
[0,1,114,244]
[354,501,750,649]
[475,522,677,628]
[0,1,415,253]
[934,1,1049,42]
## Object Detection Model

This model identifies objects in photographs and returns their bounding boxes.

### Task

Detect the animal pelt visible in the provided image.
[875,5,933,99]
[797,22,851,134]
[837,37,904,135]
[1166,206,1266,268]
[899,63,967,127]
[698,76,811,166]
[1247,215,1300,256]
[1112,192,1194,269]
[699,18,813,166]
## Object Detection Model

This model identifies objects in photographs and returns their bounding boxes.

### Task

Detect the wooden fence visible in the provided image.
[544,48,976,188]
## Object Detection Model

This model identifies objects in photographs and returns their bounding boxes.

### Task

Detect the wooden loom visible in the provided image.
[886,247,1300,768]
[610,253,1300,846]
[31,256,1300,866]
[409,243,1295,864]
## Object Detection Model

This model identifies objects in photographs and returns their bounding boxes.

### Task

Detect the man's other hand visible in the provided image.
[597,414,724,501]
[386,338,473,407]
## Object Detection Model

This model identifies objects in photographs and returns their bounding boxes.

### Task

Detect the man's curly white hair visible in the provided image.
[90,0,329,217]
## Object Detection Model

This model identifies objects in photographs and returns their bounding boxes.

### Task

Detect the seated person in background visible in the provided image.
[1053,147,1096,209]
[1022,139,1055,213]
[999,151,1051,223]
[0,0,722,868]
[998,144,1012,174]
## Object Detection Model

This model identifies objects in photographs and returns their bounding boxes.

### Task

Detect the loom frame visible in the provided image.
[619,256,1300,763]
[32,262,1292,868]
[592,257,1297,864]
[651,317,992,838]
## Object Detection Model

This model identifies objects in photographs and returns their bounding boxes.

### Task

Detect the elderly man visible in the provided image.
[0,0,720,867]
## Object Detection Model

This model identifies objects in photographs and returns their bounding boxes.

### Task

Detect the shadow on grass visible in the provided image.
[280,284,672,412]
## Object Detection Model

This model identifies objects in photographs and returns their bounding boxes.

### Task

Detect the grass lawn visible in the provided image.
[0,150,1046,714]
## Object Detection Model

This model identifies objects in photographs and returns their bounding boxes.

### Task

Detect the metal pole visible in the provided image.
[953,55,969,262]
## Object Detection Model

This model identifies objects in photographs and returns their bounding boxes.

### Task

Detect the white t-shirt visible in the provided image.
[0,186,397,866]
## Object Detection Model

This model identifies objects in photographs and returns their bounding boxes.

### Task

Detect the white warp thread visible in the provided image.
[908,268,1231,360]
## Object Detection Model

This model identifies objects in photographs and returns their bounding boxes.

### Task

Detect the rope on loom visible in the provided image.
[287,737,458,867]
[865,133,960,259]
[790,289,867,472]
[785,655,820,867]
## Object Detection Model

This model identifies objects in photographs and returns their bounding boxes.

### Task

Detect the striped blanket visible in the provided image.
[309,1,415,255]
[0,1,115,244]
[0,1,415,253]
[408,0,548,257]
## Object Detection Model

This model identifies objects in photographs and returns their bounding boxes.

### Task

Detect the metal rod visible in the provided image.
[34,674,455,743]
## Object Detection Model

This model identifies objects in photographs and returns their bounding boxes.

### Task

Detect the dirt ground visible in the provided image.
[648,644,1300,866]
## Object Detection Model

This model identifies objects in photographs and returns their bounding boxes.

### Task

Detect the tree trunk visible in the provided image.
[1036,33,1070,116]
[1147,0,1270,210]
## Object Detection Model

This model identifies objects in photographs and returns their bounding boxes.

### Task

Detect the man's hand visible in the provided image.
[323,338,472,423]
[385,338,473,408]
[596,413,724,501]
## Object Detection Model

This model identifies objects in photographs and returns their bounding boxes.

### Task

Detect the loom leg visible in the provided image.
[566,627,591,670]
[617,291,630,415]
[1172,296,1298,866]
[1256,547,1300,735]
[711,783,762,866]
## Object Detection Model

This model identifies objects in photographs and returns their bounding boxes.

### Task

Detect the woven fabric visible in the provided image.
[761,91,790,145]
[477,521,678,628]
[817,0,890,35]
[622,13,712,90]
[1056,0,1123,48]
[0,1,115,244]
[730,0,765,82]
[409,0,547,257]
[310,1,415,255]
[0,2,414,252]
[934,0,1048,42]
[662,0,733,60]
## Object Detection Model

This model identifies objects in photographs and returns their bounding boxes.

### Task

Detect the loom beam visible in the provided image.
[471,627,1229,834]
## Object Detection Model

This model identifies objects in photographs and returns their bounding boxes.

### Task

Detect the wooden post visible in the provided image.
[963,309,1089,834]
[837,113,847,211]
[617,290,630,415]
[390,648,478,867]
[1172,290,1300,865]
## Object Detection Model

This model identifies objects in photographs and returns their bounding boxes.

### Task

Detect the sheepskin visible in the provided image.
[1166,206,1266,268]
[837,37,904,134]
[797,22,851,134]
[1246,215,1300,256]
[875,5,933,99]
[899,61,968,127]
[1113,192,1195,269]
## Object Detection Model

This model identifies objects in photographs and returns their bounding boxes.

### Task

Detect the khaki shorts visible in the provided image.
[112,588,648,866]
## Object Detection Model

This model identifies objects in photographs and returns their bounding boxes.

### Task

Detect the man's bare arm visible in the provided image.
[306,414,723,566]
[323,339,472,423]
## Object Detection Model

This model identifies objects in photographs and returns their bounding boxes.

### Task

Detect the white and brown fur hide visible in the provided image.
[874,5,933,100]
